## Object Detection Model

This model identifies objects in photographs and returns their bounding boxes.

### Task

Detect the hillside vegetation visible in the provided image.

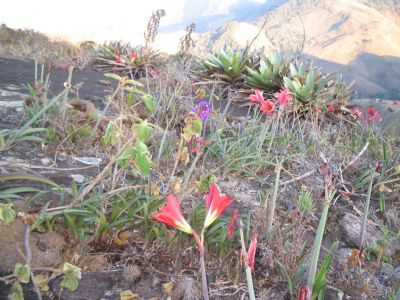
[0,9,400,300]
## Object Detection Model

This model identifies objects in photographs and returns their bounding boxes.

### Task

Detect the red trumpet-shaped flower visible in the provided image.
[247,234,258,272]
[351,107,363,120]
[275,88,293,109]
[153,194,193,234]
[249,89,265,104]
[115,54,122,64]
[204,184,233,229]
[130,51,138,63]
[260,99,276,115]
[367,107,382,123]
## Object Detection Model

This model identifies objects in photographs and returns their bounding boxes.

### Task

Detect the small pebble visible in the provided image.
[41,158,51,166]
[71,174,85,183]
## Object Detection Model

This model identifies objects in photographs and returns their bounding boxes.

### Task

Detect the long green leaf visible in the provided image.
[307,190,335,292]
[0,175,59,188]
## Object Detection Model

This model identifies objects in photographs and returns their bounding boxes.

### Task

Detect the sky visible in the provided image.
[1,0,268,52]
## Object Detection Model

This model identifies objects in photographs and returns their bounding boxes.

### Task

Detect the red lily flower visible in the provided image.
[247,234,258,272]
[249,89,265,104]
[227,209,240,239]
[328,104,335,113]
[204,184,233,228]
[153,194,193,234]
[260,100,276,116]
[130,51,138,63]
[275,89,293,109]
[115,52,122,64]
[367,107,382,123]
[351,107,363,120]
[297,287,312,300]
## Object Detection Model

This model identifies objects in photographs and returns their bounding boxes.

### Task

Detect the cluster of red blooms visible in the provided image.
[326,103,382,124]
[249,89,293,115]
[153,184,258,271]
[114,51,138,64]
[351,106,382,124]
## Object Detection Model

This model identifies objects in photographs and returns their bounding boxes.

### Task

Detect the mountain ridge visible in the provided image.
[193,0,400,99]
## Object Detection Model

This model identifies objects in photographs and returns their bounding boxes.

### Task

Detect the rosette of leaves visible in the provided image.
[94,42,160,78]
[283,63,327,105]
[200,49,249,84]
[245,54,289,92]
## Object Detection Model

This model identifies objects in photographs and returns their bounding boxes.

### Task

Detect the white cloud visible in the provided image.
[2,0,185,43]
[1,0,268,50]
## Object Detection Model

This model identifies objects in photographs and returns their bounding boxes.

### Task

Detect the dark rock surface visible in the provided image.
[0,57,110,103]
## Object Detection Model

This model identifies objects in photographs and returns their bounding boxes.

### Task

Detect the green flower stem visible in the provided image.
[257,117,271,154]
[199,254,210,300]
[267,110,281,154]
[266,162,282,235]
[359,168,376,250]
[193,231,209,300]
[245,266,256,300]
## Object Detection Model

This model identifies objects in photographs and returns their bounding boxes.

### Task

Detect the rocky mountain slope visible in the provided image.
[194,0,400,99]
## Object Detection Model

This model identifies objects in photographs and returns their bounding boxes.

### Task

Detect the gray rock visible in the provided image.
[40,158,51,166]
[392,266,400,284]
[340,213,381,248]
[386,237,400,257]
[172,276,201,300]
[334,248,353,270]
[49,271,123,300]
[380,263,395,277]
[378,263,395,285]
[0,219,65,274]
[71,174,85,184]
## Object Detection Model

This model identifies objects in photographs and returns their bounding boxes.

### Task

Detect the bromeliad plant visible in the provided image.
[153,183,233,300]
[94,42,159,78]
[283,63,326,107]
[245,54,288,92]
[200,49,250,84]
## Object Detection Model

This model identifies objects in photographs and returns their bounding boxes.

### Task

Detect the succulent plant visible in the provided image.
[245,54,288,92]
[200,49,249,83]
[283,63,326,104]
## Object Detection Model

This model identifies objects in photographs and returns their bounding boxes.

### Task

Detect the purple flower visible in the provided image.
[193,100,212,121]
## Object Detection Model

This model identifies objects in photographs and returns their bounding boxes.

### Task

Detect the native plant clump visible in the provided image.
[94,9,165,78]
[283,62,326,107]
[197,49,250,84]
[245,53,289,92]
[283,62,353,113]
[94,42,160,78]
